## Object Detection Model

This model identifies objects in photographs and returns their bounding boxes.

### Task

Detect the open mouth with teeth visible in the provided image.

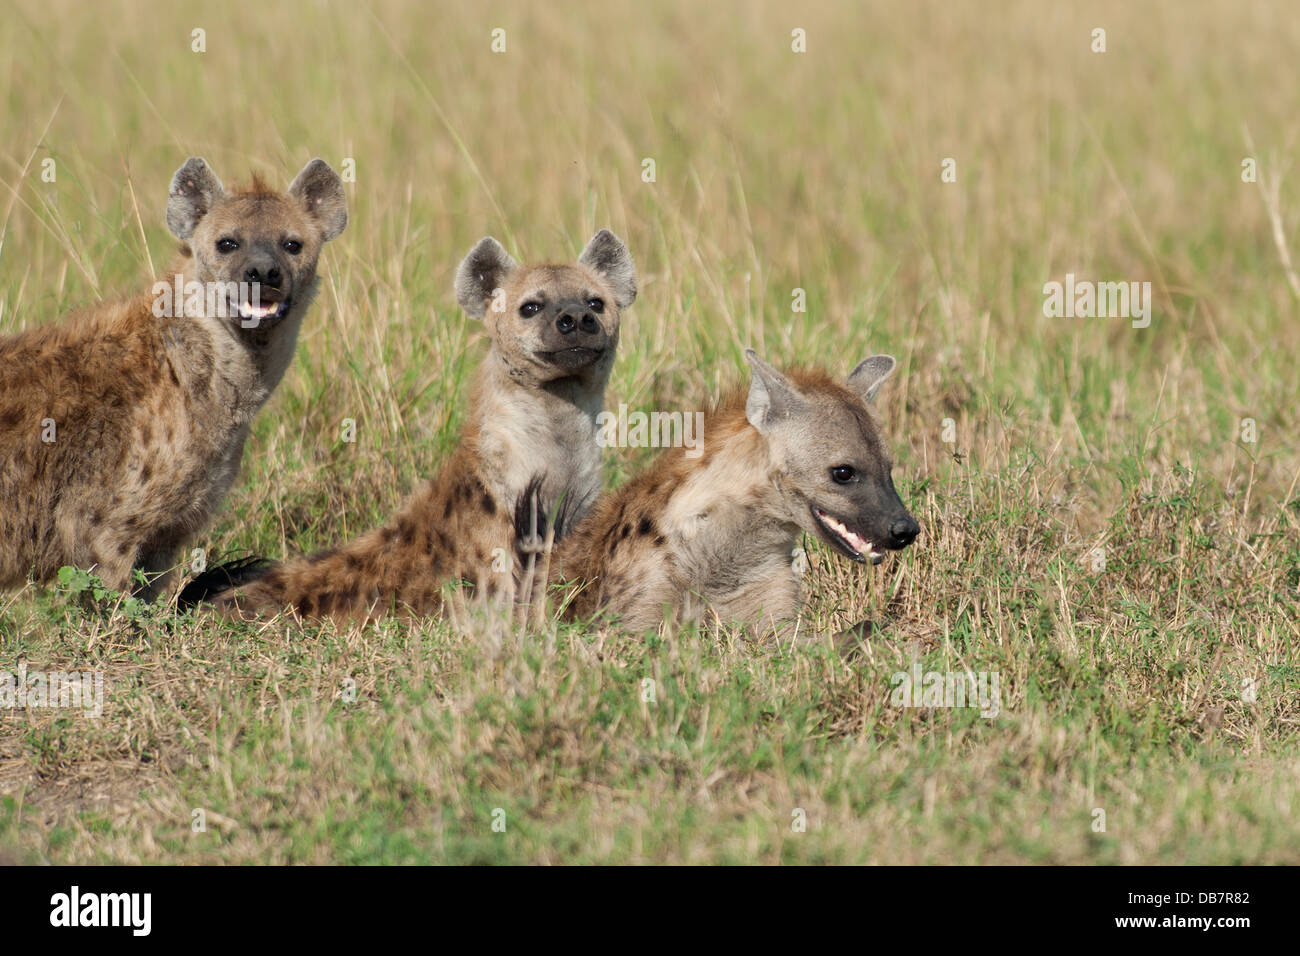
[811,505,886,565]
[538,346,604,370]
[236,295,292,328]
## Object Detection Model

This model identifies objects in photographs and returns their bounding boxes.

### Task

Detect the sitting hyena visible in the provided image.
[187,229,637,622]
[517,349,920,642]
[0,157,347,598]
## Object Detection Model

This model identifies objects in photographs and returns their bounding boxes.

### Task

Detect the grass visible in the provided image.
[0,0,1297,864]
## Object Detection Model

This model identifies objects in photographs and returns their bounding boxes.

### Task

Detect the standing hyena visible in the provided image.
[0,157,347,598]
[188,229,637,623]
[517,349,920,642]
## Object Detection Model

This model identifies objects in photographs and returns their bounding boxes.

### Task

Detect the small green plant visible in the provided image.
[54,566,152,620]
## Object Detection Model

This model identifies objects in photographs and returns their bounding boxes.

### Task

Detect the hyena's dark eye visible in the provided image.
[519,302,543,318]
[216,238,239,253]
[587,298,605,313]
[830,465,857,484]
[283,239,303,255]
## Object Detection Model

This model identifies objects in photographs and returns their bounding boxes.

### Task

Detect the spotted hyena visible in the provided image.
[516,349,919,644]
[0,157,347,598]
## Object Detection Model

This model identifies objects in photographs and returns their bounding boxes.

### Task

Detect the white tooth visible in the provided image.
[820,509,870,554]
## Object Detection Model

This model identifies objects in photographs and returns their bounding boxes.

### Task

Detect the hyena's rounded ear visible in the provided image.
[289,159,348,242]
[847,354,898,405]
[455,236,518,320]
[578,229,637,308]
[166,157,225,241]
[744,349,803,434]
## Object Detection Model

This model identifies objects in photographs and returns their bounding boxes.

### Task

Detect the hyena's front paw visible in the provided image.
[831,619,875,657]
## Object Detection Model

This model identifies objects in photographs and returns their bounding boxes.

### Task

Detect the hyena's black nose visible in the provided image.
[556,310,597,335]
[889,517,920,548]
[243,265,283,288]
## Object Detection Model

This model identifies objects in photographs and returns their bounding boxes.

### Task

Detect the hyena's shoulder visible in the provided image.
[548,396,760,620]
[0,290,200,444]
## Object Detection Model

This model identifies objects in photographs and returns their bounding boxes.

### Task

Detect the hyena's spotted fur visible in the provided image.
[200,230,636,623]
[519,350,919,640]
[0,157,347,597]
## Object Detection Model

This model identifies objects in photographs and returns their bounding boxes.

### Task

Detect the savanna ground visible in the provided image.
[0,0,1297,864]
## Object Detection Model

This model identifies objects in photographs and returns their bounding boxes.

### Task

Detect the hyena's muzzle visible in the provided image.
[531,295,610,372]
[228,242,299,329]
[809,477,920,566]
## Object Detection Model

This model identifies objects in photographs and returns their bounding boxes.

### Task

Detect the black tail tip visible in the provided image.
[177,554,274,609]
[512,474,590,559]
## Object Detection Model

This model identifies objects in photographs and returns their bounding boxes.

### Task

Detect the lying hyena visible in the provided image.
[517,349,920,643]
[188,229,637,622]
[0,157,347,598]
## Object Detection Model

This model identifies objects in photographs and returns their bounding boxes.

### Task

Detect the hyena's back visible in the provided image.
[206,441,518,621]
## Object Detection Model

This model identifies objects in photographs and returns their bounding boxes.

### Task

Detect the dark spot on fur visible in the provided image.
[654,535,666,547]
[619,523,631,539]
[398,519,416,545]
[481,492,496,515]
[443,498,453,520]
[140,463,152,483]
[637,517,653,536]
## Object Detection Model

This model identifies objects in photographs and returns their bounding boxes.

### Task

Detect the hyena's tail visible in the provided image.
[177,555,275,609]
[512,475,585,619]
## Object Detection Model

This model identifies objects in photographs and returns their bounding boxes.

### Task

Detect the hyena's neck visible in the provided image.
[471,348,609,519]
[157,254,312,416]
[647,411,797,574]
[558,404,797,591]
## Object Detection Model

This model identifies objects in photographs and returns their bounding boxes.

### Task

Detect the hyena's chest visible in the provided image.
[478,397,603,523]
